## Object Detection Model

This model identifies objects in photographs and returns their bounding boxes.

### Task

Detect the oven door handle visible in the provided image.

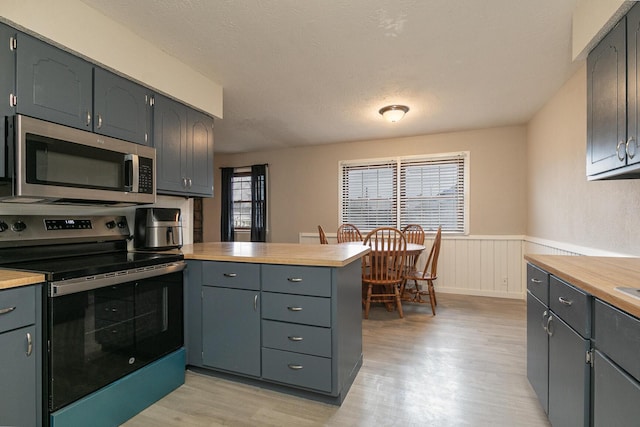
[49,261,186,297]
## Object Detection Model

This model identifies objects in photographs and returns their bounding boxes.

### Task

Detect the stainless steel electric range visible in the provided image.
[0,214,186,426]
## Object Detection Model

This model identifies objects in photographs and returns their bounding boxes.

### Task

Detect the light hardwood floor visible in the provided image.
[122,294,549,426]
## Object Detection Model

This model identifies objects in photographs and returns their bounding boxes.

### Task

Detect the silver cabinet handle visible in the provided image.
[287,364,304,370]
[254,294,258,311]
[542,310,548,331]
[86,111,91,126]
[546,315,553,337]
[617,140,627,161]
[627,136,637,159]
[287,278,303,283]
[97,113,103,129]
[558,297,573,306]
[26,332,32,356]
[223,273,237,278]
[287,306,303,312]
[288,336,304,342]
[187,178,192,188]
[530,278,541,284]
[182,177,188,188]
[0,306,16,315]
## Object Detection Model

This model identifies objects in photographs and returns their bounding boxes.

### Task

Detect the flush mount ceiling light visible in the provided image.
[379,104,409,123]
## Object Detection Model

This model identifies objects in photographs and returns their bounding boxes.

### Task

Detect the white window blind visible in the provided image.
[340,152,468,234]
[340,160,397,231]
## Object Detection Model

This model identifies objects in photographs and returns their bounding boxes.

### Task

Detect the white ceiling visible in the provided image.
[80,0,579,154]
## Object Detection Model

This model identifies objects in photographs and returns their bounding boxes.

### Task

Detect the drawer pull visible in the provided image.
[287,277,303,283]
[254,294,258,311]
[288,364,304,370]
[288,336,304,342]
[26,332,32,356]
[530,278,541,284]
[0,306,16,315]
[223,273,237,278]
[287,306,303,312]
[558,297,573,306]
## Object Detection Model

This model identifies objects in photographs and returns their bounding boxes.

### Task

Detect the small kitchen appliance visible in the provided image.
[134,207,183,250]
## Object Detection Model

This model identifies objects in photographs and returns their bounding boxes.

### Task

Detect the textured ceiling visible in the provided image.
[80,0,579,154]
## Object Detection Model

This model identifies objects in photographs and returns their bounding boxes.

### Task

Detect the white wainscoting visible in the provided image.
[298,232,632,300]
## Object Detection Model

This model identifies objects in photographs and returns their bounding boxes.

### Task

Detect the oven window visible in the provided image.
[26,133,124,190]
[48,272,183,411]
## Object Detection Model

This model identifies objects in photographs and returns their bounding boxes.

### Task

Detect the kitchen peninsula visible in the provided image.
[181,242,369,404]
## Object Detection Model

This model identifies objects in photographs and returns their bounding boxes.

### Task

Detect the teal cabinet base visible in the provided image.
[50,348,185,427]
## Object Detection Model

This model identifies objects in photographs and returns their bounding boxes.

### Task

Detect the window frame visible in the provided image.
[231,169,252,230]
[338,151,469,234]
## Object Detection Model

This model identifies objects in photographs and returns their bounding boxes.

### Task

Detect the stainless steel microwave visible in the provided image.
[0,115,155,205]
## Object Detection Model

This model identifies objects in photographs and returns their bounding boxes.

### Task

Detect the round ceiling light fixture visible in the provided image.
[379,104,409,123]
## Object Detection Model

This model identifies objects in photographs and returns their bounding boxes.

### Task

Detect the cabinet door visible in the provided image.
[93,68,152,145]
[593,350,640,426]
[202,286,260,377]
[548,314,590,427]
[628,4,640,167]
[186,109,214,196]
[0,24,16,178]
[587,17,627,177]
[153,94,187,193]
[526,292,549,414]
[16,33,92,130]
[0,325,37,427]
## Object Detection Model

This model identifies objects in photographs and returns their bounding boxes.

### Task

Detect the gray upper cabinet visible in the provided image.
[587,3,640,180]
[154,94,214,197]
[0,23,16,179]
[93,68,152,145]
[16,33,93,131]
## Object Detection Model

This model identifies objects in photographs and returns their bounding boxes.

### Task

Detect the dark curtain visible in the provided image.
[250,164,267,242]
[220,167,235,241]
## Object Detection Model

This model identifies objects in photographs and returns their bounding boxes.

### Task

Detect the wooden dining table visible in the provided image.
[339,241,425,256]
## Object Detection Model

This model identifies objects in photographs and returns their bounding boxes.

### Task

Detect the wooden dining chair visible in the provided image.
[401,224,425,283]
[317,225,329,244]
[361,227,407,319]
[403,226,442,315]
[337,223,363,243]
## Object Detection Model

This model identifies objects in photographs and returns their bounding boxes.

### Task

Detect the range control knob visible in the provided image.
[105,220,117,229]
[12,221,26,232]
[0,221,8,232]
[117,220,127,229]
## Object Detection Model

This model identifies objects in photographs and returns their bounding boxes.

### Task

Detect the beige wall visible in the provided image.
[204,126,527,243]
[527,63,640,256]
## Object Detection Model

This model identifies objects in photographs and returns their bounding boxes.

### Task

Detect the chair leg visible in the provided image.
[427,280,436,315]
[364,284,372,319]
[395,285,404,318]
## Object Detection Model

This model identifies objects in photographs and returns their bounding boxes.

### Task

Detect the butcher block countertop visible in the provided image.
[525,254,640,318]
[0,269,45,290]
[182,242,370,267]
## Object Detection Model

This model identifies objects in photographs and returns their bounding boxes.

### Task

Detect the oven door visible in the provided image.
[48,271,183,412]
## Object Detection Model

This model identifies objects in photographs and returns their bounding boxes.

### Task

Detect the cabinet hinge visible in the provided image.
[586,349,594,366]
[9,36,16,51]
[9,93,16,107]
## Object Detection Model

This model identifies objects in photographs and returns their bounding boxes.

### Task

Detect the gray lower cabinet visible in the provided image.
[185,259,362,403]
[526,264,591,427]
[592,299,640,425]
[154,94,214,197]
[0,284,42,427]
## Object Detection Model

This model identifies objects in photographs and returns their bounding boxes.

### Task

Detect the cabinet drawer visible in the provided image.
[549,276,591,338]
[262,347,332,393]
[262,320,331,357]
[202,262,260,290]
[527,263,549,305]
[593,350,640,426]
[262,265,331,297]
[0,286,36,334]
[594,299,640,381]
[262,293,331,327]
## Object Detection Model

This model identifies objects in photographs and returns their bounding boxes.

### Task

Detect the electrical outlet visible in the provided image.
[502,277,508,286]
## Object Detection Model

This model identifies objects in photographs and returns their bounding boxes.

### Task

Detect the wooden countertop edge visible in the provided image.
[524,254,640,318]
[183,251,368,267]
[0,269,45,290]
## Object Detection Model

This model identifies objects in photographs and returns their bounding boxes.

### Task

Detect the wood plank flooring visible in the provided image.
[122,294,549,426]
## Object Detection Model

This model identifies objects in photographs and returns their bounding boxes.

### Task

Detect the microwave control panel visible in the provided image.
[139,157,153,194]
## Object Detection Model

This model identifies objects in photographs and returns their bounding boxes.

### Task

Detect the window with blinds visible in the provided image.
[339,152,468,234]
